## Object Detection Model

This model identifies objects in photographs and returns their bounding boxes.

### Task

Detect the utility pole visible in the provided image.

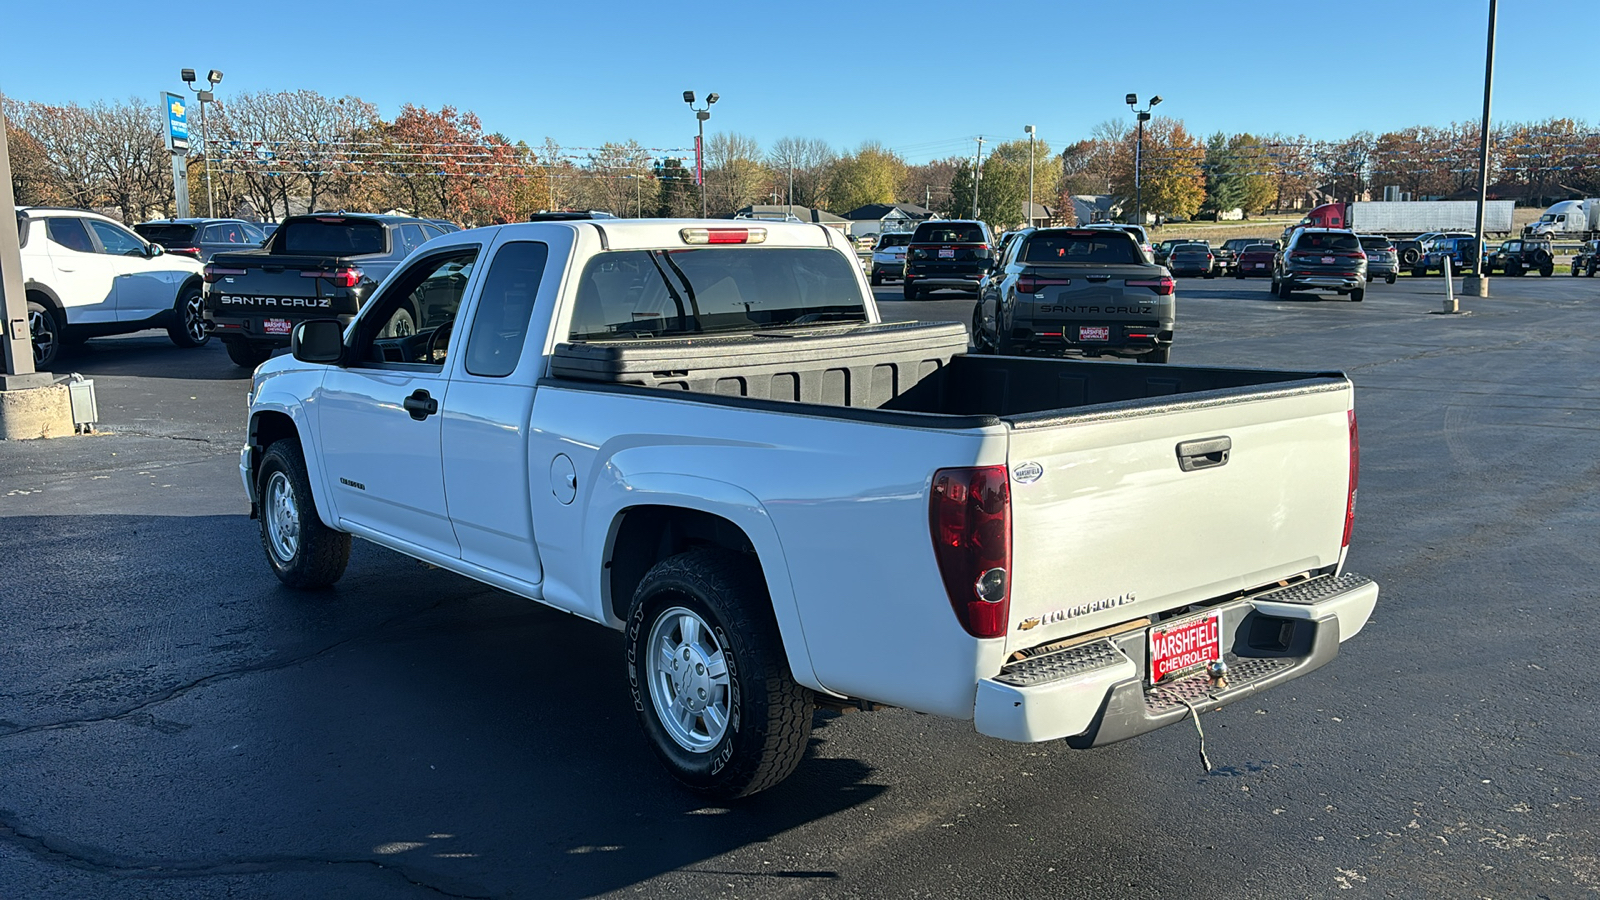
[972,136,986,220]
[1466,0,1498,300]
[787,158,794,218]
[1025,125,1036,227]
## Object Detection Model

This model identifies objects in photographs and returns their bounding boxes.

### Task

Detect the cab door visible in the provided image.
[85,219,174,322]
[313,244,483,556]
[42,217,120,324]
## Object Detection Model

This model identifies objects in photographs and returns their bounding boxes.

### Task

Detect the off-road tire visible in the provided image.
[626,549,814,799]
[225,339,274,369]
[257,440,350,589]
[1540,265,1553,277]
[166,283,209,348]
[1400,247,1421,267]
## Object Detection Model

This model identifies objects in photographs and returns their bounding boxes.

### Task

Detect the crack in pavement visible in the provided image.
[0,598,450,741]
[0,812,492,898]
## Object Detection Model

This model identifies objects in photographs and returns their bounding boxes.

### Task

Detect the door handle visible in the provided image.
[1176,436,1231,472]
[403,389,438,421]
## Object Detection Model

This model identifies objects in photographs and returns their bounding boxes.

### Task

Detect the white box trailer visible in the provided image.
[1348,201,1514,236]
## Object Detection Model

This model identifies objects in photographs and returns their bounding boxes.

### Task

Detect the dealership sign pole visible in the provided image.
[162,92,192,219]
[0,103,43,385]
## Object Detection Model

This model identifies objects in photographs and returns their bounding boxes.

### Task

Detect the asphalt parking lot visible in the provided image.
[2,273,1598,899]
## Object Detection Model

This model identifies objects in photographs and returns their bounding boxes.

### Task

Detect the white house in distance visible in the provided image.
[840,202,937,239]
[731,205,852,236]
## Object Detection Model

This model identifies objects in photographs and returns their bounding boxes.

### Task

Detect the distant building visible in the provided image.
[840,202,937,239]
[1069,195,1123,226]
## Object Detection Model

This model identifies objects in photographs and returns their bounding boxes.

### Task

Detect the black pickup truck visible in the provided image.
[203,213,448,367]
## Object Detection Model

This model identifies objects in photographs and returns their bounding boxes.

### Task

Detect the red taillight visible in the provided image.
[169,246,201,258]
[1125,276,1176,295]
[203,264,246,283]
[1016,275,1073,293]
[1343,410,1359,550]
[302,266,363,288]
[930,466,1012,639]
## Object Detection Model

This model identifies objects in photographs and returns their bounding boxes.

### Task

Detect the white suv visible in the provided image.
[16,207,208,367]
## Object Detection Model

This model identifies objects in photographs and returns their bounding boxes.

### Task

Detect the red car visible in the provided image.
[1234,242,1278,278]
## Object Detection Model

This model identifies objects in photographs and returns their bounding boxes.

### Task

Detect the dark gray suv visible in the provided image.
[1272,228,1369,301]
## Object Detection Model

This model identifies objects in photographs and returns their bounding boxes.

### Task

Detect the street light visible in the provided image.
[684,90,718,218]
[1126,93,1162,228]
[1024,125,1036,228]
[182,68,224,218]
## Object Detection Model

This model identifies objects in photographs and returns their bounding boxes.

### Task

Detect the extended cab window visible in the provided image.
[356,248,480,367]
[568,247,867,340]
[465,241,548,378]
[281,218,386,255]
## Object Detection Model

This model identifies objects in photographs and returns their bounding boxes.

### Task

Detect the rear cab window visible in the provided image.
[136,224,198,246]
[280,218,387,256]
[1021,231,1142,265]
[912,223,986,244]
[568,247,868,341]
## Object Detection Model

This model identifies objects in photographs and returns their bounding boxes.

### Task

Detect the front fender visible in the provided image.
[584,470,828,697]
[248,391,337,530]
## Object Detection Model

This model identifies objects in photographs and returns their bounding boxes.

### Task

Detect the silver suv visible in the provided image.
[869,232,912,285]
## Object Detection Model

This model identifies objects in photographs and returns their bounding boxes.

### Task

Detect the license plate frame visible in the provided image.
[1254,262,1266,268]
[1148,609,1222,684]
[938,247,955,259]
[263,318,292,335]
[1078,325,1110,341]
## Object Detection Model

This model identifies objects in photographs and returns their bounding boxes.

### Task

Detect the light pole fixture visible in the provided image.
[684,90,717,218]
[182,68,224,218]
[1126,93,1161,228]
[1025,125,1036,228]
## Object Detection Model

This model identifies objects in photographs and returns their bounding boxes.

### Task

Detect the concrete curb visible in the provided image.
[0,383,74,440]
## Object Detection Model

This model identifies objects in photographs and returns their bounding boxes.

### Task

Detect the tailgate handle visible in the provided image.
[1176,436,1231,472]
[1086,274,1110,282]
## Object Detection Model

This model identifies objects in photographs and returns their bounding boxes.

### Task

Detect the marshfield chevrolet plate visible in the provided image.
[1148,610,1221,684]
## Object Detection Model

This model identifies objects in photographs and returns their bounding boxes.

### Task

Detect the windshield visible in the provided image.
[134,224,198,245]
[1021,231,1143,265]
[281,218,387,255]
[568,247,868,341]
[913,223,985,243]
[1539,214,1556,222]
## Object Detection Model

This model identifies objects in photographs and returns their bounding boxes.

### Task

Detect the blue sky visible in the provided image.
[0,0,1581,161]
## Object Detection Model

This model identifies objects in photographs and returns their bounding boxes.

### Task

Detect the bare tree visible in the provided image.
[704,132,767,215]
[7,100,99,207]
[767,137,836,209]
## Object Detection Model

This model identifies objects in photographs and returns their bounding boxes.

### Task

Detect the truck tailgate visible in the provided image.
[207,252,364,316]
[1002,379,1353,654]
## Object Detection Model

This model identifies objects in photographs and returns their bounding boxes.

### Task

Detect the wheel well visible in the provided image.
[248,411,299,485]
[25,287,60,314]
[607,506,759,622]
[179,275,204,299]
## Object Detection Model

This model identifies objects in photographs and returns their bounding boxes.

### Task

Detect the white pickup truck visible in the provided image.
[241,219,1378,797]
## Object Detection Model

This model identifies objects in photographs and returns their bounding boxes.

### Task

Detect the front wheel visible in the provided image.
[166,284,209,348]
[257,440,351,589]
[627,549,814,799]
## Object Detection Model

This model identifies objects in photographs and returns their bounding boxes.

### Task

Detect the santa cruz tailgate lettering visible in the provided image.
[218,295,332,309]
[1035,304,1153,315]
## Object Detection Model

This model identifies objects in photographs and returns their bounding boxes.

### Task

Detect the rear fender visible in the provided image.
[585,471,826,696]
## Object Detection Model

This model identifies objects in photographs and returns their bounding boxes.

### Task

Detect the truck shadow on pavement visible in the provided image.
[50,334,256,380]
[0,512,882,898]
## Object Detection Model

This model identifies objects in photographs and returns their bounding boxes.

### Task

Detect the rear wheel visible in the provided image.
[257,440,350,589]
[1386,273,1396,284]
[166,284,209,348]
[224,339,274,369]
[1540,265,1553,277]
[902,283,919,301]
[1138,345,1171,363]
[1276,279,1293,300]
[870,269,883,286]
[626,549,814,799]
[1350,287,1365,303]
[1411,267,1428,277]
[26,299,62,368]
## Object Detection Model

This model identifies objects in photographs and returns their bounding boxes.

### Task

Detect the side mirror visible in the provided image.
[291,319,346,364]
[146,243,165,258]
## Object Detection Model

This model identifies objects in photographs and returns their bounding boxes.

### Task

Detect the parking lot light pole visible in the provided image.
[1467,0,1498,300]
[684,91,717,218]
[972,136,985,220]
[1126,94,1160,227]
[1025,125,1035,227]
[182,68,223,218]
